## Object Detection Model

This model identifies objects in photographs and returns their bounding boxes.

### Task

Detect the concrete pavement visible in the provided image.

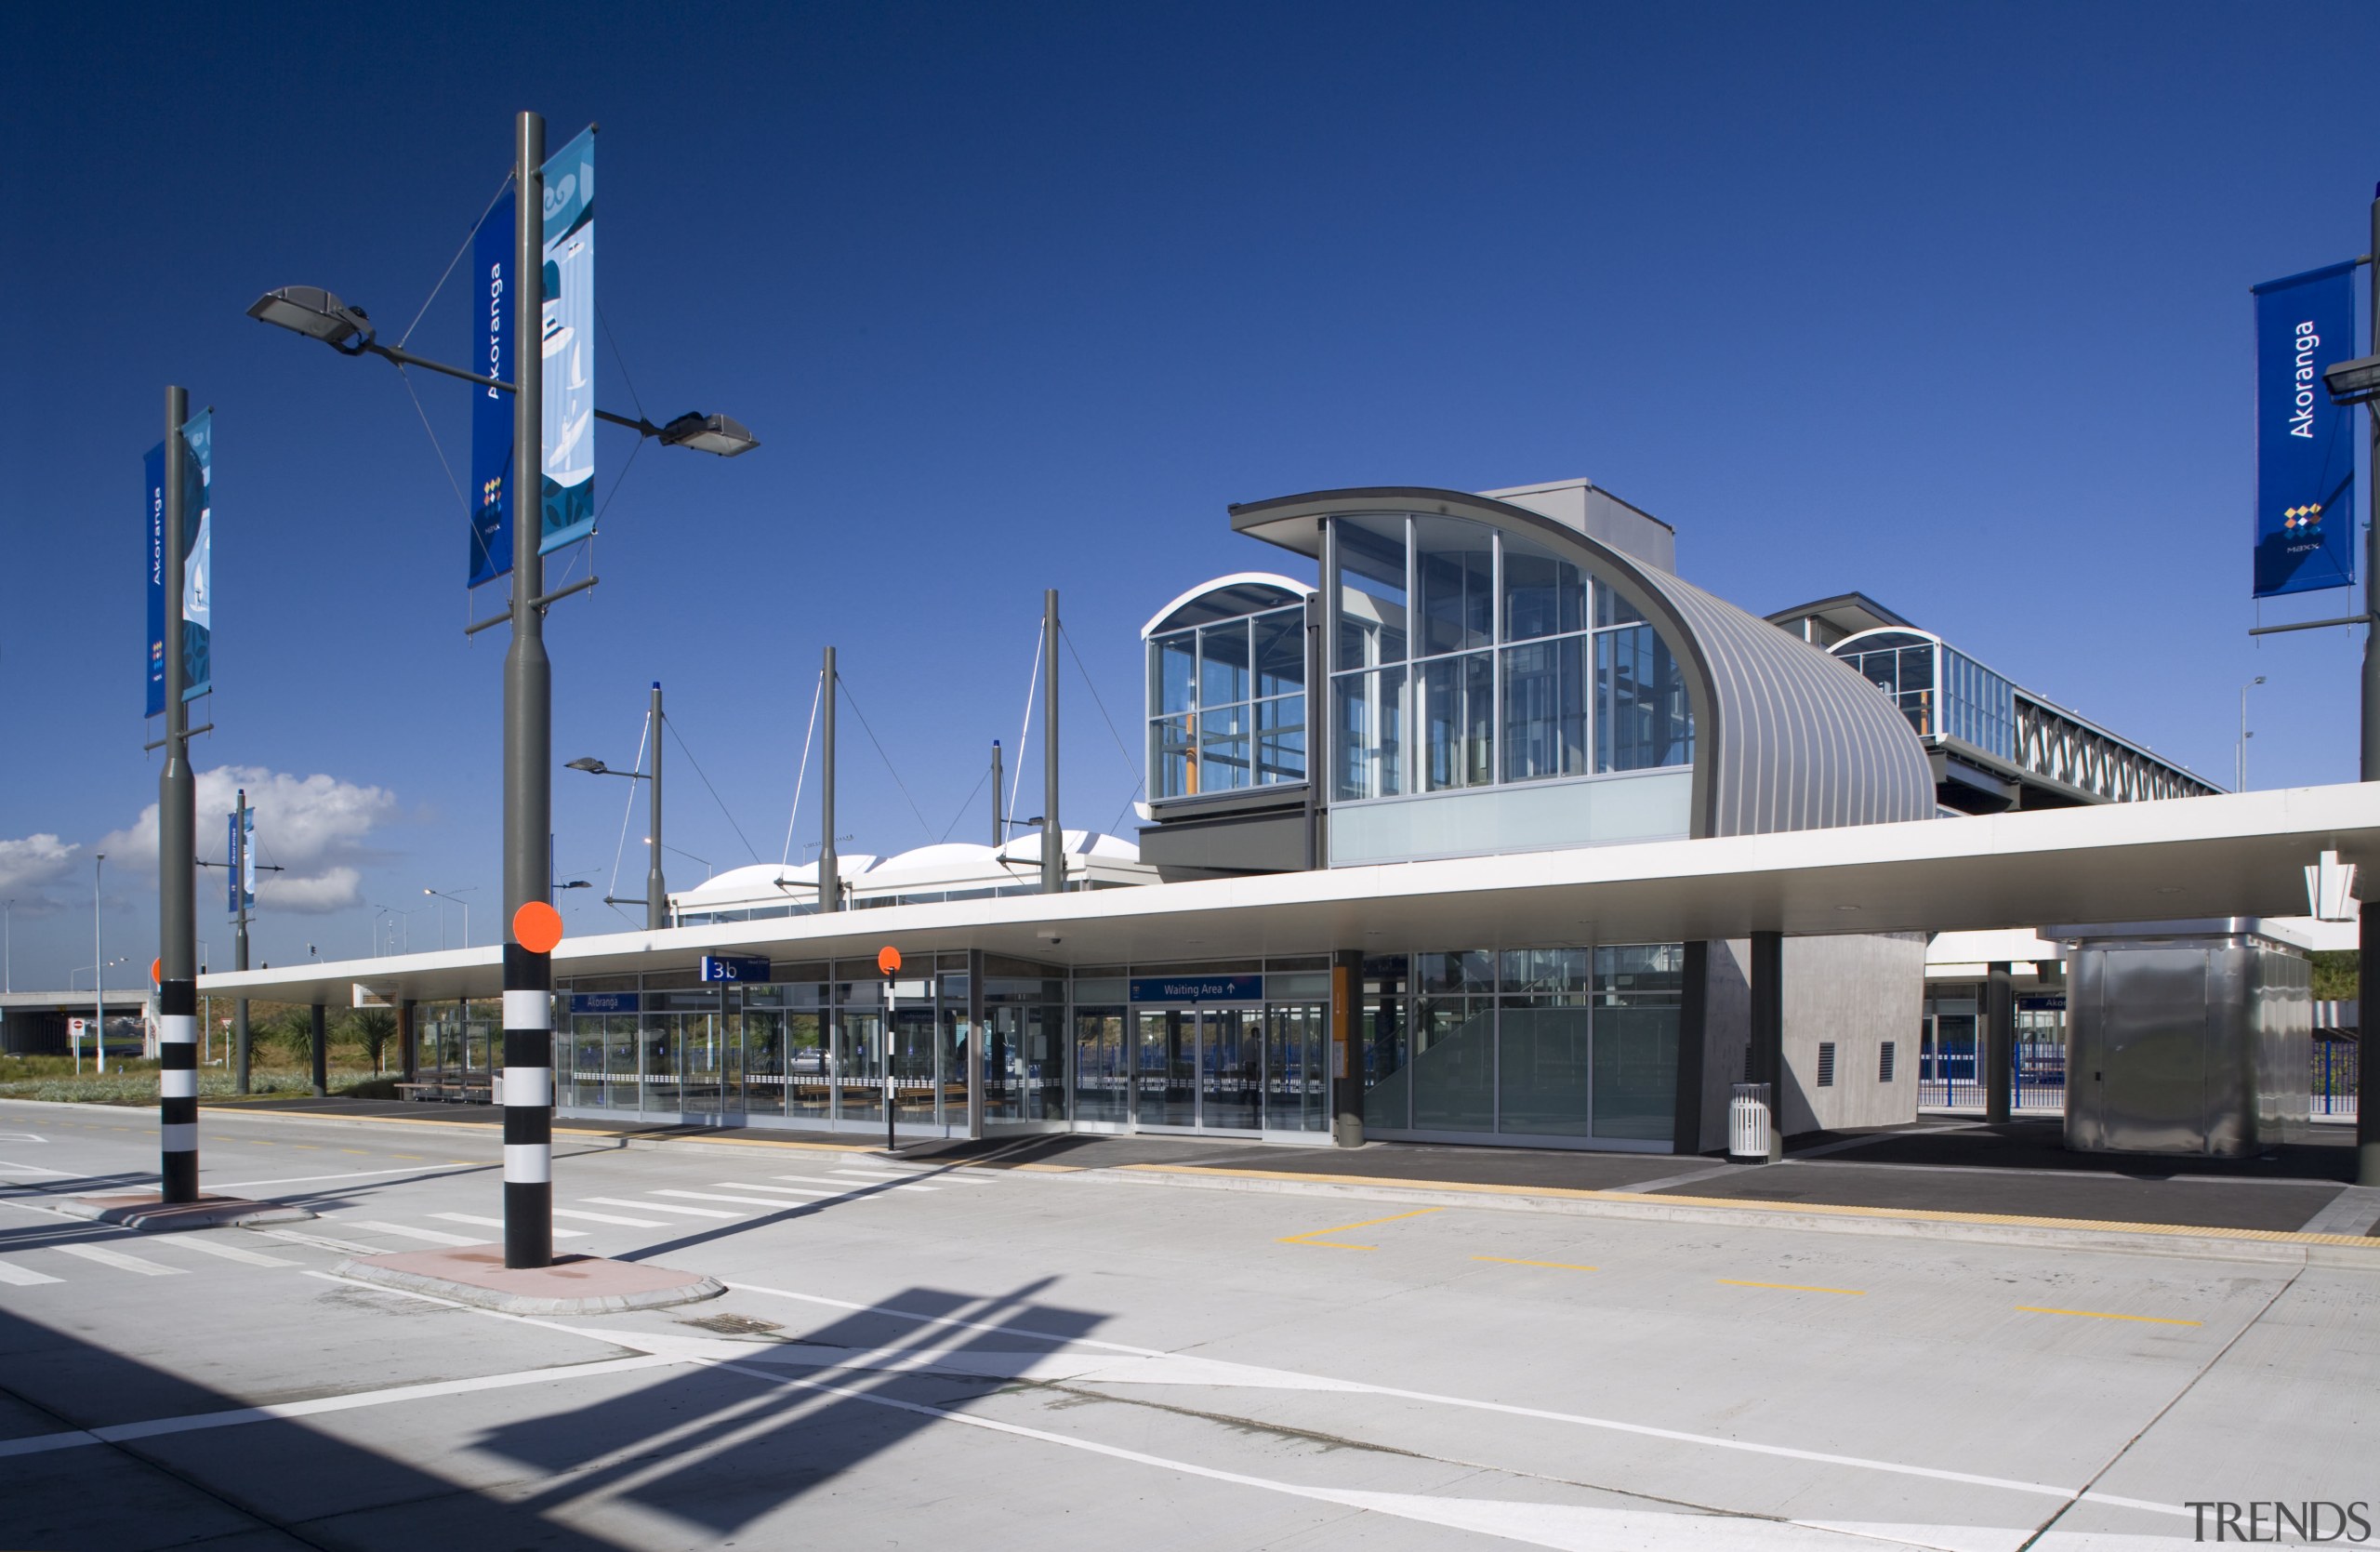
[0,1096,2373,1547]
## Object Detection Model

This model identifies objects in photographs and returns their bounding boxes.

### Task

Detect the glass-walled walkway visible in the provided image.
[554,944,1680,1149]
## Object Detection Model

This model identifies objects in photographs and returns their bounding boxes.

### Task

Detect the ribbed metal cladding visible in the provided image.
[157,978,199,1201]
[501,942,552,1268]
[1635,570,1935,837]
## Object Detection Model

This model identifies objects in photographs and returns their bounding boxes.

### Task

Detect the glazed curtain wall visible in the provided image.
[1357,945,1682,1143]
[1330,514,1692,803]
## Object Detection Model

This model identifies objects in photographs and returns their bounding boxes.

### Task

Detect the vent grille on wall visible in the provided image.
[1817,1041,1837,1088]
[1878,1041,1896,1083]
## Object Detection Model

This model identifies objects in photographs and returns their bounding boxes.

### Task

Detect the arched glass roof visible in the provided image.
[1141,573,1313,638]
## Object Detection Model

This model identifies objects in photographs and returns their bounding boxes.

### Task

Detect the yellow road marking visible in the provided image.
[2015,1306,2201,1327]
[1719,1279,1866,1296]
[1278,1207,1441,1250]
[1472,1255,1597,1272]
[338,1148,369,1156]
[1117,1162,2380,1248]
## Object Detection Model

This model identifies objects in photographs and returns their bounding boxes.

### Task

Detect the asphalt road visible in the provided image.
[0,1098,2371,1550]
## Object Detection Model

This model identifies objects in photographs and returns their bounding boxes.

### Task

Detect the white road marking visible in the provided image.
[0,1160,72,1177]
[0,1258,63,1286]
[250,1227,394,1256]
[825,1170,938,1189]
[349,1220,484,1247]
[433,1214,586,1240]
[205,1164,477,1190]
[0,1352,681,1459]
[553,1208,668,1227]
[0,1134,48,1144]
[716,1182,843,1197]
[159,1237,297,1268]
[53,1243,183,1278]
[722,1281,2196,1524]
[649,1189,820,1210]
[583,1196,738,1220]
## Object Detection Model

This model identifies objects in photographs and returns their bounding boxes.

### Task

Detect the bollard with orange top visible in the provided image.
[503,900,565,1267]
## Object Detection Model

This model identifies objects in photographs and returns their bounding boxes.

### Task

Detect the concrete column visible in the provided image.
[966,948,985,1141]
[1749,932,1783,1161]
[398,999,417,1082]
[310,1003,327,1097]
[1672,941,1711,1156]
[1330,948,1363,1147]
[1984,961,2015,1124]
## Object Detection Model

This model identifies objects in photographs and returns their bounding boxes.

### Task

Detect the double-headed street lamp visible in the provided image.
[423,887,474,950]
[567,682,667,931]
[253,112,755,1268]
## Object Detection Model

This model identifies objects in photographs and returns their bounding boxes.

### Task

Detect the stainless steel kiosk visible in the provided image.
[2056,919,2311,1157]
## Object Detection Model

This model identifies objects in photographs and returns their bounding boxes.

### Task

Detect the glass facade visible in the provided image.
[1147,603,1307,800]
[552,943,1680,1146]
[1356,944,1681,1144]
[1834,630,2015,762]
[1324,512,1693,803]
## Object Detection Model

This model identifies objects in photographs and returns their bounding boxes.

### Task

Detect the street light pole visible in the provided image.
[2362,182,2380,1189]
[91,854,104,1077]
[1042,590,1062,895]
[157,385,200,1202]
[233,788,252,1094]
[568,682,667,931]
[498,110,558,1272]
[2239,675,2266,792]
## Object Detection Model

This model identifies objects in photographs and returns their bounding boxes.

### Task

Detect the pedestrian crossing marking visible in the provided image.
[433,1214,587,1240]
[350,1220,484,1247]
[54,1243,183,1277]
[792,1174,933,1192]
[162,1237,297,1268]
[0,1259,62,1286]
[554,1208,668,1227]
[583,1196,737,1220]
[650,1188,815,1210]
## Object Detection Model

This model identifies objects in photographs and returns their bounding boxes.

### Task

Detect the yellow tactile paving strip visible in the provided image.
[1117,1161,2380,1248]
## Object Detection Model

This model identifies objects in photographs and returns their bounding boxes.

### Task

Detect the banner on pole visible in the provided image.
[469,188,516,587]
[539,127,596,557]
[145,443,165,716]
[227,807,255,916]
[180,409,212,701]
[2252,260,2359,597]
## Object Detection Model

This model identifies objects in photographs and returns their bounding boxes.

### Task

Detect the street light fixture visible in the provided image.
[2239,676,2266,792]
[2323,354,2380,407]
[246,286,759,456]
[566,683,668,929]
[424,886,474,949]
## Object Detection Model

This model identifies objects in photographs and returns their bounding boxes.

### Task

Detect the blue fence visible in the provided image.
[1924,1034,2360,1119]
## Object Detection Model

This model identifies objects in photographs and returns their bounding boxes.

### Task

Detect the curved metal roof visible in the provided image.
[1227,487,1935,838]
[1140,572,1314,638]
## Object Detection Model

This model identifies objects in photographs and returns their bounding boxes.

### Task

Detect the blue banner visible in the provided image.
[2253,260,2360,597]
[539,127,596,557]
[180,409,212,702]
[570,991,641,1014]
[145,443,165,716]
[226,807,255,916]
[700,955,771,984]
[1129,974,1265,1004]
[469,188,515,587]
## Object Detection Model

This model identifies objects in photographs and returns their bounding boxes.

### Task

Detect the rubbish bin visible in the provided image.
[1728,1082,1772,1162]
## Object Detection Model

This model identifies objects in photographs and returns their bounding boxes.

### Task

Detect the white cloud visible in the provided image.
[0,834,80,912]
[99,765,398,915]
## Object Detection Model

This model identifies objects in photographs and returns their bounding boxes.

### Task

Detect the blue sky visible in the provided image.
[4,2,2376,988]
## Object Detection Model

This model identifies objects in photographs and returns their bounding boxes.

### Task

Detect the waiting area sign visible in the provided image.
[1130,974,1263,1004]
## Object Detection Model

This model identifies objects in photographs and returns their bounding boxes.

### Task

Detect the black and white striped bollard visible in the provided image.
[501,905,560,1268]
[158,975,198,1200]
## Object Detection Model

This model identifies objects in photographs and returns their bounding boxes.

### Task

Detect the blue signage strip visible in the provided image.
[144,442,165,716]
[179,409,212,702]
[2252,259,2360,598]
[226,807,255,916]
[1129,974,1264,1004]
[700,954,772,984]
[468,187,515,587]
[539,127,596,558]
[570,992,641,1014]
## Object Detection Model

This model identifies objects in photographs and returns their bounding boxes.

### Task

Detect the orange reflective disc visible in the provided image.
[877,946,903,975]
[513,900,565,954]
